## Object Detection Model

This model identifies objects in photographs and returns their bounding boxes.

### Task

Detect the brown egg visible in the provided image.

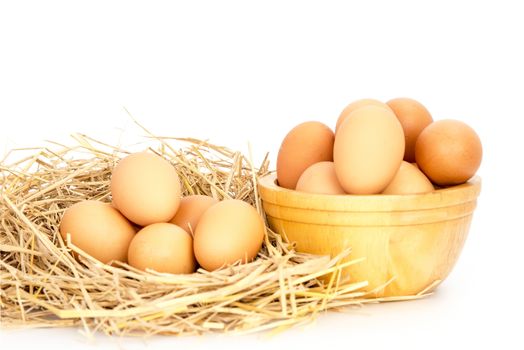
[296,161,345,195]
[387,97,433,162]
[170,195,218,235]
[335,98,393,133]
[193,199,265,271]
[276,121,334,189]
[59,200,135,263]
[415,119,482,186]
[111,152,181,226]
[382,161,434,194]
[128,223,196,274]
[334,105,405,194]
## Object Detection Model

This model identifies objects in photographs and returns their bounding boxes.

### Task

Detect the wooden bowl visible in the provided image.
[258,174,481,297]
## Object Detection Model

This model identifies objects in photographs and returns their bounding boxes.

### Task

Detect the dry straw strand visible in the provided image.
[0,132,427,336]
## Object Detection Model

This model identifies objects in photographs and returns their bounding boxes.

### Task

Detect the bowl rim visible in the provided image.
[257,173,481,212]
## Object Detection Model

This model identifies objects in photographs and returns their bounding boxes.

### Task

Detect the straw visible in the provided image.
[0,132,427,336]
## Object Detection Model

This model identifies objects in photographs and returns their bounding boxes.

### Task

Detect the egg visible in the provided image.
[170,195,218,234]
[193,199,265,271]
[111,152,181,226]
[128,223,196,274]
[59,200,135,263]
[296,161,345,195]
[415,119,482,186]
[382,161,434,194]
[334,105,405,194]
[276,121,334,189]
[387,97,433,162]
[335,98,393,133]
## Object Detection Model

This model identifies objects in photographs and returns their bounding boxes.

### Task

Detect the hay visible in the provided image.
[0,131,425,337]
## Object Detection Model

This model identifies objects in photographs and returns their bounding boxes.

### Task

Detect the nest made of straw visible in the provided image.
[0,131,422,337]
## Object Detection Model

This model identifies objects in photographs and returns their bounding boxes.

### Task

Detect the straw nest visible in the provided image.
[0,130,424,337]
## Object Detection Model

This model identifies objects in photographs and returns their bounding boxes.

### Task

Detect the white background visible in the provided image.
[1,0,523,349]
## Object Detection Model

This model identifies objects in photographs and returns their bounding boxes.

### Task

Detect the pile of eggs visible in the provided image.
[59,153,265,273]
[277,98,482,195]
